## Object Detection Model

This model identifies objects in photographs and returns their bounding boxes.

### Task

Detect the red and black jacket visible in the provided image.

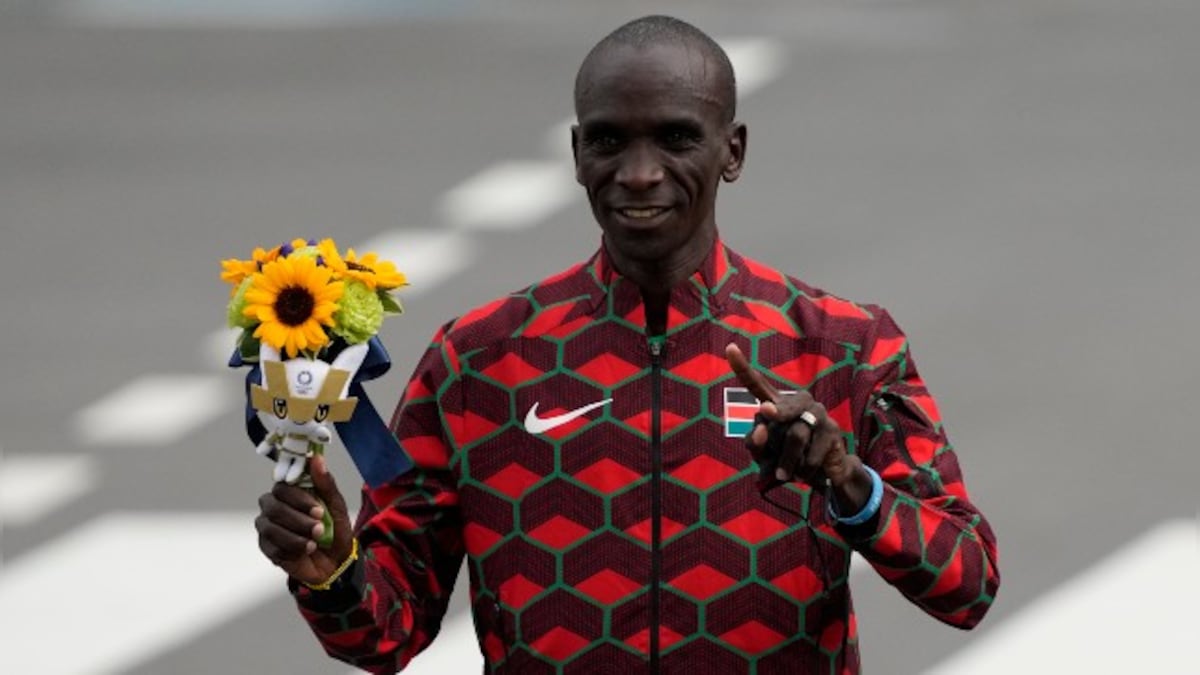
[292,240,1000,674]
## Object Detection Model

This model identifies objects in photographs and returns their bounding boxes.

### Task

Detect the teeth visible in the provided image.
[620,207,665,219]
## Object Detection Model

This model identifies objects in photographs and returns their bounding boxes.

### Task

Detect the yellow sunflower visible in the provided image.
[243,255,343,357]
[318,241,405,290]
[345,248,408,290]
[220,246,281,295]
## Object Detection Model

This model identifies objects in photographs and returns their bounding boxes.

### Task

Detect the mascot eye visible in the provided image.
[314,404,330,423]
[272,398,288,418]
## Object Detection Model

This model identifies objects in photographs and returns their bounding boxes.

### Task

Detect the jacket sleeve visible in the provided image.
[841,309,1000,629]
[290,325,466,674]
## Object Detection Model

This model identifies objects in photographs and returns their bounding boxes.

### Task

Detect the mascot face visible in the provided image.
[253,356,358,432]
[248,343,369,483]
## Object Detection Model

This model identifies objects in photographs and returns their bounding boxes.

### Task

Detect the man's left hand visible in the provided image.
[725,343,873,513]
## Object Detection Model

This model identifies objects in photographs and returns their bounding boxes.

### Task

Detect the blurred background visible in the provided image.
[0,0,1195,673]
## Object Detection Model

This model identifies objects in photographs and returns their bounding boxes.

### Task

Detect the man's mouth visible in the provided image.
[616,206,669,220]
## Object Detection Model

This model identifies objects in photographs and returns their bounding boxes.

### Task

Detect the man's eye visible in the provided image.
[660,129,699,149]
[586,134,622,151]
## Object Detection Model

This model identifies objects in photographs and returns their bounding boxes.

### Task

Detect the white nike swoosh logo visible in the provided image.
[524,399,612,434]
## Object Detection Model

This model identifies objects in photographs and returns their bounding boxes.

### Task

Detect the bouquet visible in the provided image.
[221,238,411,547]
[221,237,406,361]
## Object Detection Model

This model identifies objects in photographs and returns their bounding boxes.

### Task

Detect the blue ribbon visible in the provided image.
[229,336,413,488]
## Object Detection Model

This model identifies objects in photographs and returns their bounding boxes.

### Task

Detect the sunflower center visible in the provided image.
[274,286,315,326]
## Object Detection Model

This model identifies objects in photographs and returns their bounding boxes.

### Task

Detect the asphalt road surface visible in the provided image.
[1,1,1196,673]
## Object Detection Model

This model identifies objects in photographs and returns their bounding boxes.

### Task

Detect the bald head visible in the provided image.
[575,15,737,123]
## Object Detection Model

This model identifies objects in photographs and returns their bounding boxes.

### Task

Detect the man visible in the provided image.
[256,15,999,674]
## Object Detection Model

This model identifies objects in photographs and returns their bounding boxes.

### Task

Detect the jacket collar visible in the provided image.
[583,237,740,332]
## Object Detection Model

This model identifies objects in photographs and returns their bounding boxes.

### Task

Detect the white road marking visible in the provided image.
[924,518,1199,675]
[206,326,244,368]
[73,374,232,446]
[0,511,284,675]
[0,454,97,527]
[437,161,578,231]
[722,38,788,98]
[356,229,479,295]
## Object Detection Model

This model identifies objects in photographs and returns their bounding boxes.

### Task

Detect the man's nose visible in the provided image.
[615,143,664,191]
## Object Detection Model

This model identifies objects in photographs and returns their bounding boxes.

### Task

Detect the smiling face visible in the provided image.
[572,41,746,277]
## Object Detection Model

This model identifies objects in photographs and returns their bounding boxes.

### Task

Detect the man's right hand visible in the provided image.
[255,454,355,586]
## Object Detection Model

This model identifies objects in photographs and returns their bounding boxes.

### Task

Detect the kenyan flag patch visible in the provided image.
[724,388,759,437]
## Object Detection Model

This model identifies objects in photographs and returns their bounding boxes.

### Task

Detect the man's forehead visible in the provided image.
[576,42,725,118]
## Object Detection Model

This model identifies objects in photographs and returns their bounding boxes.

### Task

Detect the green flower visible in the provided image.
[331,279,384,344]
[226,277,257,329]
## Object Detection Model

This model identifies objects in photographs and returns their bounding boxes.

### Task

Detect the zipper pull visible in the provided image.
[876,396,891,411]
[648,337,666,360]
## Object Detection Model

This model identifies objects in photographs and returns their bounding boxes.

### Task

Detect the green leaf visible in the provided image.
[237,329,261,362]
[378,291,404,315]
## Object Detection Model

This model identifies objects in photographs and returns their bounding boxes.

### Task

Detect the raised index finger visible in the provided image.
[725,343,779,404]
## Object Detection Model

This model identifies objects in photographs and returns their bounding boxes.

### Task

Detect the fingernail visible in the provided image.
[775,468,788,481]
[310,505,324,519]
[305,540,317,554]
[312,523,325,538]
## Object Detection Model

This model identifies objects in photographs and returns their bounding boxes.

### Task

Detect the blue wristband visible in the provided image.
[827,465,884,526]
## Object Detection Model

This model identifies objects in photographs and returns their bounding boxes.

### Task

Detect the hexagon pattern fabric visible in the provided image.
[292,241,999,674]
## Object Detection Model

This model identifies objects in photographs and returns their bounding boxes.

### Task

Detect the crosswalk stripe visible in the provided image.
[0,453,97,528]
[924,518,1199,674]
[437,161,578,231]
[73,374,233,446]
[0,511,284,674]
[722,38,788,98]
[206,326,243,369]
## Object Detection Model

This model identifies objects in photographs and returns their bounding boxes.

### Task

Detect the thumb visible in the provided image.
[309,455,350,524]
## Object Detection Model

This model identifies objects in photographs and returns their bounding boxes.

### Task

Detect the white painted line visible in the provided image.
[924,518,1199,675]
[73,374,232,446]
[721,38,788,98]
[0,454,97,527]
[0,511,284,675]
[357,229,480,296]
[543,118,577,159]
[437,161,577,231]
[206,326,243,369]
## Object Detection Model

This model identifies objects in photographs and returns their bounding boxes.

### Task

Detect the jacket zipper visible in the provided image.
[648,337,665,673]
[875,394,932,496]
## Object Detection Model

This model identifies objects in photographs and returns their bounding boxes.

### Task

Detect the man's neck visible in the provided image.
[604,228,716,336]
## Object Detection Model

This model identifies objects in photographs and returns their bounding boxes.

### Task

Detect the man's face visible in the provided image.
[572,43,745,267]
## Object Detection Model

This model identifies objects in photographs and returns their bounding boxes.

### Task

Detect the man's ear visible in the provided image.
[722,122,747,183]
[571,124,583,185]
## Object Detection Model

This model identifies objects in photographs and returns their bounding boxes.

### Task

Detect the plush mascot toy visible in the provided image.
[248,342,368,545]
